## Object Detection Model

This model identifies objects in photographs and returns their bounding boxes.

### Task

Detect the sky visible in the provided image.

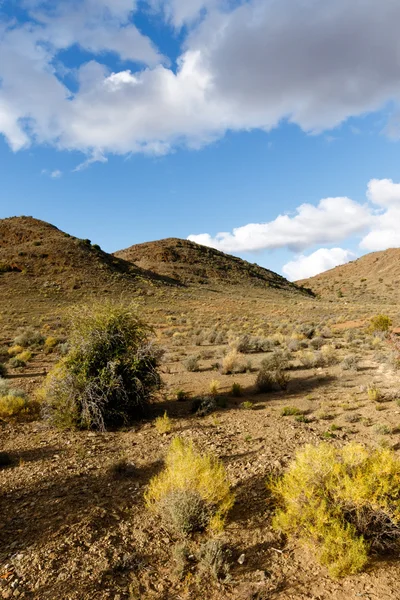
[2,0,400,280]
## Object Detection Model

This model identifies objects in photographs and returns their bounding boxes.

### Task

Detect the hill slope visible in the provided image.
[0,216,175,300]
[114,237,310,294]
[298,248,400,302]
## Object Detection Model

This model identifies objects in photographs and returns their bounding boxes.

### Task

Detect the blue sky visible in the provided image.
[2,0,400,280]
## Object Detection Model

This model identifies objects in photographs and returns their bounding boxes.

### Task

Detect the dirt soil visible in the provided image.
[2,315,400,599]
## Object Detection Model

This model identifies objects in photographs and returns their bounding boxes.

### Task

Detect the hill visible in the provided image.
[0,216,179,334]
[298,248,400,303]
[114,237,310,294]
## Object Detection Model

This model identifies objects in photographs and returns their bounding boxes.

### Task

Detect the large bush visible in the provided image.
[271,443,400,578]
[39,302,162,430]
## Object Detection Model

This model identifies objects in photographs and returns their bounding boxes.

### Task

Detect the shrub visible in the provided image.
[231,382,242,397]
[13,328,44,348]
[175,389,189,402]
[0,395,40,420]
[184,355,200,372]
[241,401,254,409]
[255,355,289,393]
[0,364,7,377]
[44,336,58,351]
[209,379,220,397]
[299,351,325,369]
[39,302,162,430]
[310,336,325,350]
[220,349,240,375]
[368,314,392,334]
[281,406,303,416]
[16,350,32,363]
[271,443,400,578]
[7,345,24,357]
[145,437,234,535]
[155,412,172,434]
[367,385,381,402]
[341,354,360,371]
[197,539,230,581]
[260,350,289,371]
[9,357,26,368]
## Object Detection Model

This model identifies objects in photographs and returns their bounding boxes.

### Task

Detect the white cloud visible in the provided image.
[2,0,400,157]
[189,177,400,278]
[360,177,400,250]
[283,248,356,281]
[367,178,400,206]
[41,168,62,178]
[188,197,371,253]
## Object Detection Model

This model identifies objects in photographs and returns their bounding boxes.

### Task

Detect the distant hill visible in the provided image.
[114,237,311,295]
[298,248,400,302]
[0,216,175,299]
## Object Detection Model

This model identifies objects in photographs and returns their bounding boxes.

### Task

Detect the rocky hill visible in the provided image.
[114,237,311,295]
[0,216,175,309]
[298,248,400,303]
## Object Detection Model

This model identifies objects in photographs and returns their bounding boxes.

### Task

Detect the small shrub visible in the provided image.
[231,382,242,397]
[272,443,400,578]
[0,395,40,420]
[145,437,234,534]
[197,539,230,581]
[299,351,324,369]
[39,302,162,430]
[7,345,24,357]
[14,328,44,348]
[44,336,58,351]
[260,350,289,371]
[220,349,240,375]
[310,336,325,350]
[281,406,303,416]
[16,350,32,363]
[9,357,26,368]
[368,314,392,334]
[184,355,200,372]
[255,356,289,393]
[0,363,7,377]
[155,412,172,434]
[368,385,382,402]
[374,424,391,435]
[175,389,189,402]
[341,354,360,371]
[209,379,220,397]
[241,401,254,410]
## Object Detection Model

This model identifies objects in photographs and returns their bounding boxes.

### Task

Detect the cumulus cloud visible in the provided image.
[188,197,371,253]
[2,0,400,157]
[282,248,356,281]
[189,177,400,278]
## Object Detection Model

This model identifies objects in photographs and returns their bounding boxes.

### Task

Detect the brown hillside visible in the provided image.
[0,216,176,310]
[114,237,310,295]
[298,248,400,303]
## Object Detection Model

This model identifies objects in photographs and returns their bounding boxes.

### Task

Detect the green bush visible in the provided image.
[271,443,400,578]
[38,302,162,430]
